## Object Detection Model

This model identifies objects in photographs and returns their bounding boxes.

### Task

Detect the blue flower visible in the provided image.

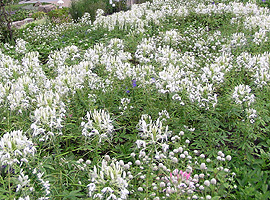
[132,80,137,87]
[125,87,130,93]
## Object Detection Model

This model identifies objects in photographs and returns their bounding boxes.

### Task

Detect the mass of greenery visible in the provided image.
[0,0,270,199]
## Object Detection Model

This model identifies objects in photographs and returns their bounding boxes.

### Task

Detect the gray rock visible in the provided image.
[38,4,56,13]
[24,18,34,23]
[12,18,34,28]
[34,1,41,7]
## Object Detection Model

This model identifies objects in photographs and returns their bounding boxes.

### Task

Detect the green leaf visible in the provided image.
[62,190,85,200]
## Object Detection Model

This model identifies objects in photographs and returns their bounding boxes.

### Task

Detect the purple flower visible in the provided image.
[125,87,130,93]
[132,80,137,87]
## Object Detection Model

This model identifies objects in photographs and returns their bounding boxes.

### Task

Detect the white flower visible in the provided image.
[135,160,141,165]
[160,182,166,187]
[226,155,232,161]
[161,144,169,153]
[18,196,30,200]
[101,187,114,193]
[15,38,27,53]
[0,130,36,166]
[89,159,130,199]
[172,157,178,163]
[137,115,171,143]
[206,195,212,200]
[104,155,111,161]
[210,178,217,185]
[204,180,210,187]
[200,163,206,170]
[135,140,146,148]
[232,84,255,106]
[82,109,114,141]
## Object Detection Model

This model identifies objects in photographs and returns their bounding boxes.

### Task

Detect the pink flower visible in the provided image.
[172,169,192,181]
[185,172,191,180]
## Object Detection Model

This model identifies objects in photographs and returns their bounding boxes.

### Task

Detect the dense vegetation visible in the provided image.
[0,0,270,199]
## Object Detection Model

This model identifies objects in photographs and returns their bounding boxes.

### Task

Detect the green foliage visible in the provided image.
[47,7,71,24]
[69,0,130,22]
[69,0,108,21]
[10,9,31,22]
[31,11,47,20]
[0,0,14,42]
[258,0,270,8]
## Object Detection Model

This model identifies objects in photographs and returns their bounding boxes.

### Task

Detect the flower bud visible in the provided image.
[135,160,141,165]
[204,180,210,187]
[200,163,206,170]
[226,155,232,161]
[210,178,217,185]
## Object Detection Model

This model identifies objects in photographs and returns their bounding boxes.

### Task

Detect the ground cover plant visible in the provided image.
[0,0,270,199]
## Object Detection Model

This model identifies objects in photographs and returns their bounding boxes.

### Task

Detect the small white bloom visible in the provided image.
[210,178,217,185]
[226,155,232,161]
[180,154,185,158]
[172,157,178,163]
[104,155,110,161]
[204,180,210,187]
[135,160,141,165]
[200,163,206,170]
[199,174,204,179]
[160,182,166,187]
[200,154,205,158]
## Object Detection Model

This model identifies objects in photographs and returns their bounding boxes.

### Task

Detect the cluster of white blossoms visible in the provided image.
[47,45,80,69]
[137,114,171,143]
[253,28,268,45]
[93,0,188,32]
[31,90,66,140]
[130,114,235,199]
[119,98,133,111]
[246,108,257,124]
[0,51,40,111]
[88,157,131,199]
[81,109,114,141]
[16,167,51,200]
[135,37,157,64]
[194,1,268,16]
[4,0,269,114]
[18,18,88,45]
[0,130,36,166]
[232,84,255,106]
[234,52,270,88]
[15,38,28,54]
[230,32,247,48]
